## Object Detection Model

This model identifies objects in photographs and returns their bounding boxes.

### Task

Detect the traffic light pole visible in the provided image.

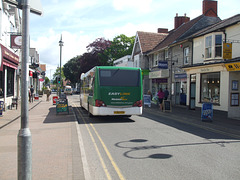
[18,0,32,179]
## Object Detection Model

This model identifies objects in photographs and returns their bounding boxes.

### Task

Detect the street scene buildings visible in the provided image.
[116,0,240,120]
[0,0,45,110]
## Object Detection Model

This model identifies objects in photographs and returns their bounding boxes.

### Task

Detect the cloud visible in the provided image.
[112,0,152,13]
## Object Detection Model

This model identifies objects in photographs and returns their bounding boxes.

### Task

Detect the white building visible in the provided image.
[183,14,240,119]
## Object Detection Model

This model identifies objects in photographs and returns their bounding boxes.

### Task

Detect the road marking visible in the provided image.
[73,107,91,180]
[90,123,126,180]
[74,104,112,180]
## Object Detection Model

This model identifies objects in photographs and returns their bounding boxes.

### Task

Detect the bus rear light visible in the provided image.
[133,100,142,107]
[95,100,106,107]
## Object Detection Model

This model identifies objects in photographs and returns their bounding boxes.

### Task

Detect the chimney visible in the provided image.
[157,28,168,34]
[202,0,218,17]
[174,13,190,29]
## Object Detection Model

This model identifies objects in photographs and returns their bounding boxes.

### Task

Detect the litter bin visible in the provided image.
[0,101,4,116]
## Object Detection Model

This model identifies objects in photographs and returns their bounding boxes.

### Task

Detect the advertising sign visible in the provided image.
[223,43,232,59]
[201,103,213,121]
[10,35,22,49]
[56,99,69,114]
[143,95,151,107]
[158,61,168,69]
[225,62,240,72]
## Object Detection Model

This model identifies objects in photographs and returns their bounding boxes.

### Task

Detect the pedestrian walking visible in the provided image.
[30,85,34,103]
[164,88,169,100]
[157,88,164,111]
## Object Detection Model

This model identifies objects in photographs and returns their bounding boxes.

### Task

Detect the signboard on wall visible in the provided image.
[225,62,240,72]
[223,43,232,59]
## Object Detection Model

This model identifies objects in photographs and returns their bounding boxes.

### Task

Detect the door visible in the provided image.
[189,74,196,110]
[175,82,180,105]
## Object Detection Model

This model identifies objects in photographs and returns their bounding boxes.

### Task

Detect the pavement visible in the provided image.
[0,95,240,180]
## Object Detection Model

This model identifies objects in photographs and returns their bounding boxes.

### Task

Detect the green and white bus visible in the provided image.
[80,66,143,116]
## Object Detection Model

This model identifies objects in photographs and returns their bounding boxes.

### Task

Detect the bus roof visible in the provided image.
[80,66,141,80]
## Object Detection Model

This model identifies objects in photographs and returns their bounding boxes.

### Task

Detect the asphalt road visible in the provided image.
[69,95,240,180]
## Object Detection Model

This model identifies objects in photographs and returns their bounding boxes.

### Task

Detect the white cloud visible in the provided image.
[112,0,152,13]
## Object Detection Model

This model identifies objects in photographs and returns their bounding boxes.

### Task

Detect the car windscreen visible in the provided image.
[99,69,140,87]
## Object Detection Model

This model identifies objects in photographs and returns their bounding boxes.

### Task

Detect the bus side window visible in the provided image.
[89,77,94,96]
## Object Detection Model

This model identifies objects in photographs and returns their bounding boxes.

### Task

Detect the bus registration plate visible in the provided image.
[114,111,125,114]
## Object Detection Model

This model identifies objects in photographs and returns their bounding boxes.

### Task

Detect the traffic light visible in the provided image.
[55,76,61,84]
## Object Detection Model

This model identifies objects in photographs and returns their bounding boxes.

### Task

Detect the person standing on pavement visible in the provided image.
[30,85,34,103]
[157,88,164,111]
[164,87,169,100]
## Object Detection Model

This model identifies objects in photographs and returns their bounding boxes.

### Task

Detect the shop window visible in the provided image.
[0,71,3,97]
[201,72,220,104]
[7,67,14,96]
[184,47,190,64]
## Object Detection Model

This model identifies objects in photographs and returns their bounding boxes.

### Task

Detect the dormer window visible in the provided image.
[204,33,223,60]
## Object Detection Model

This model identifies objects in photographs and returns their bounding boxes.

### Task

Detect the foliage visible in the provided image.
[100,34,135,65]
[53,67,65,84]
[44,76,50,85]
[59,34,135,84]
[63,56,81,85]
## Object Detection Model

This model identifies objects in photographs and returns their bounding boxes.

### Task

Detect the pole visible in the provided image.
[59,35,63,97]
[18,0,32,179]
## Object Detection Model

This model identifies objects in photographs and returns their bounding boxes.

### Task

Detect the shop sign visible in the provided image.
[223,43,232,59]
[225,62,240,72]
[174,73,187,79]
[149,69,169,79]
[10,35,22,49]
[158,61,168,69]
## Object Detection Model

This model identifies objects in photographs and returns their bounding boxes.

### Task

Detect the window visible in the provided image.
[99,69,140,87]
[0,70,3,97]
[205,33,223,59]
[184,47,190,64]
[7,67,14,96]
[201,72,220,104]
[153,54,158,66]
[165,49,168,60]
[215,34,222,57]
[205,36,212,58]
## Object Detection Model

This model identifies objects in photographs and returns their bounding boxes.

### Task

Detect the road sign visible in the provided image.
[3,0,43,16]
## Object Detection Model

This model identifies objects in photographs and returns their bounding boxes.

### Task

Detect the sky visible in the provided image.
[29,0,240,80]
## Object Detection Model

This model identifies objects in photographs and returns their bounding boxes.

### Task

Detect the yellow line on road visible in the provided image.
[74,103,126,180]
[90,123,126,180]
[74,104,112,180]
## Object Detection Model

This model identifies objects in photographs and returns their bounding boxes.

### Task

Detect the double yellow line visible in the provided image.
[74,104,125,180]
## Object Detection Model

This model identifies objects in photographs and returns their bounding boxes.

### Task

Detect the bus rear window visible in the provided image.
[99,69,140,87]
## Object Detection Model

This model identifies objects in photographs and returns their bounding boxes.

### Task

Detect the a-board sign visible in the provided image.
[56,99,69,114]
[143,95,151,107]
[163,100,171,112]
[201,103,213,121]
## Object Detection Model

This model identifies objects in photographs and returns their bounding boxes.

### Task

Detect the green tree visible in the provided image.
[53,67,65,84]
[100,34,135,65]
[63,56,81,85]
[44,76,50,85]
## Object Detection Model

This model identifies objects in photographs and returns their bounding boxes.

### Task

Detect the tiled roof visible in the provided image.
[137,31,167,54]
[190,14,240,38]
[151,15,221,53]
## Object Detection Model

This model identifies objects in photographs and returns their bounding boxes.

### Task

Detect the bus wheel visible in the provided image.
[88,103,93,117]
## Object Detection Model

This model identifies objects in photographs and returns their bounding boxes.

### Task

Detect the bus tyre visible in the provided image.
[88,104,93,117]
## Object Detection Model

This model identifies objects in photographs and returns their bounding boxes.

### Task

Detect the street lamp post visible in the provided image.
[59,35,64,97]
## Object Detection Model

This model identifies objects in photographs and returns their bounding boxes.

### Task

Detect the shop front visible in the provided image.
[225,61,240,119]
[0,44,19,109]
[184,63,227,111]
[149,69,169,97]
